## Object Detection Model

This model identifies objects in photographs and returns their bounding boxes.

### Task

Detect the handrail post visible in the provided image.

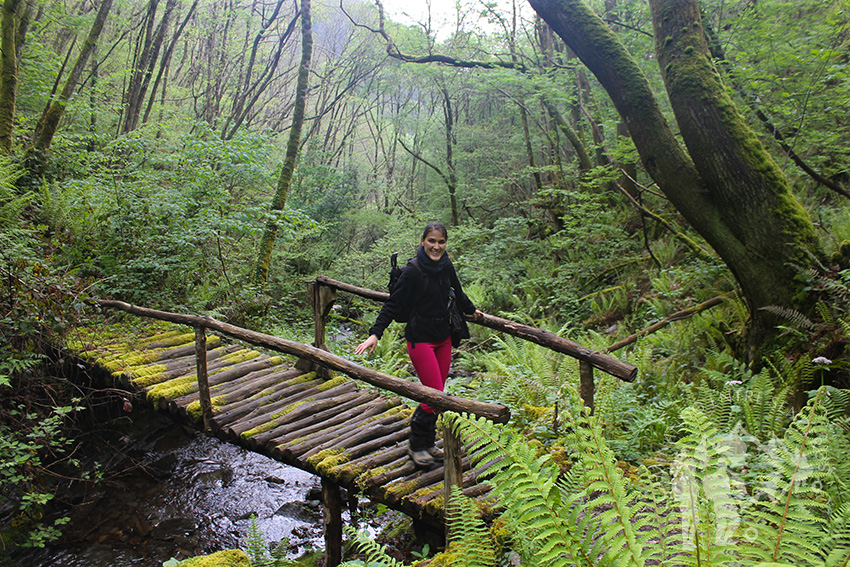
[297,281,337,380]
[321,478,343,567]
[195,325,213,431]
[443,418,462,541]
[579,360,595,414]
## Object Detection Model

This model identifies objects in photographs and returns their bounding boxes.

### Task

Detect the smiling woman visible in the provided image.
[354,221,482,468]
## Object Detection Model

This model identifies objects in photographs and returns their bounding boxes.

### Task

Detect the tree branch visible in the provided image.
[397,136,449,187]
[339,0,527,71]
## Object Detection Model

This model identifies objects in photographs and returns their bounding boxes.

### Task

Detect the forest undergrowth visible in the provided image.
[2,64,850,565]
[4,136,850,564]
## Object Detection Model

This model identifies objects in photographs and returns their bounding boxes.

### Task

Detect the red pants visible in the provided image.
[407,336,452,413]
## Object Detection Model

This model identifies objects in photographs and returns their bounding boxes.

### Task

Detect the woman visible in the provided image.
[355,221,481,467]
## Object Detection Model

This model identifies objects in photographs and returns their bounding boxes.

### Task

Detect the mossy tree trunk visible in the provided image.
[0,0,23,154]
[253,0,311,285]
[31,0,113,154]
[527,0,822,355]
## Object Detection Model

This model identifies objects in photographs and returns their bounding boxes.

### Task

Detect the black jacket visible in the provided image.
[369,255,476,344]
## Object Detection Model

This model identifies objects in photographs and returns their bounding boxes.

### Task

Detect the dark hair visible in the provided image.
[421,221,448,241]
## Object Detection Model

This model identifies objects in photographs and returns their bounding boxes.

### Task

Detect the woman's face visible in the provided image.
[421,230,447,262]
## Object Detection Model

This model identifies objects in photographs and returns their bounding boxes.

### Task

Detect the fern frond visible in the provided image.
[759,305,817,330]
[445,487,497,567]
[445,412,595,567]
[672,407,742,566]
[739,389,833,565]
[736,367,792,441]
[632,464,687,566]
[823,503,850,567]
[563,404,646,567]
[340,527,407,567]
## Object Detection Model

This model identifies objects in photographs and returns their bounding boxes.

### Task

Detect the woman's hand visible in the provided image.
[354,334,379,356]
[471,309,483,321]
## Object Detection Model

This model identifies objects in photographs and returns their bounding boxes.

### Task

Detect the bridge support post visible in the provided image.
[194,326,213,431]
[297,281,338,380]
[579,360,595,414]
[443,419,463,542]
[322,477,343,567]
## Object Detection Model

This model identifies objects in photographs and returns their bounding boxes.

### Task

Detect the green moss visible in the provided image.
[177,549,250,567]
[241,420,276,438]
[186,396,227,421]
[309,448,349,473]
[424,495,445,516]
[353,464,391,489]
[684,46,694,54]
[139,331,195,348]
[272,399,307,419]
[127,362,168,380]
[317,375,348,391]
[122,350,167,367]
[217,349,261,365]
[412,484,443,502]
[337,460,367,478]
[146,374,197,403]
[429,551,462,565]
[291,371,318,385]
[386,479,419,497]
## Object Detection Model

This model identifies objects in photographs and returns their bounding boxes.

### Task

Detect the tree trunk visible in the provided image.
[253,0,312,284]
[27,0,112,163]
[121,0,176,134]
[0,0,22,154]
[527,0,822,355]
[440,84,459,226]
[142,0,197,125]
[221,0,297,140]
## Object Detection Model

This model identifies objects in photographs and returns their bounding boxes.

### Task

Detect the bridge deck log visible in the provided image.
[70,318,503,532]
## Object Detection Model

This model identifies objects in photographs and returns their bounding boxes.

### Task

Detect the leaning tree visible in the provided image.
[527,0,824,357]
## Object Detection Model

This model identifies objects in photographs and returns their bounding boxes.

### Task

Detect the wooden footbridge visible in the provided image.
[68,276,637,565]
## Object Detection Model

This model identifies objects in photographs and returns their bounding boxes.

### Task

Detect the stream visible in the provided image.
[9,406,385,567]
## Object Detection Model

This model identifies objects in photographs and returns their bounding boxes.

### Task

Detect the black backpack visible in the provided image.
[388,252,422,323]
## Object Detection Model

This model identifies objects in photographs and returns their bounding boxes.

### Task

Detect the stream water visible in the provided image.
[8,407,375,567]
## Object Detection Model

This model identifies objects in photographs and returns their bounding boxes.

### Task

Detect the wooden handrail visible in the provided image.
[95,299,510,424]
[315,275,637,383]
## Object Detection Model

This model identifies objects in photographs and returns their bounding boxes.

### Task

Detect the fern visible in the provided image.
[824,503,850,567]
[561,403,646,567]
[445,411,595,567]
[244,514,270,565]
[445,487,497,567]
[340,527,408,567]
[739,388,834,565]
[340,388,850,567]
[632,464,684,567]
[760,305,818,331]
[671,407,743,566]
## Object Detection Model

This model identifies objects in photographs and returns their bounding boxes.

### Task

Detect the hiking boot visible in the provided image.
[408,447,435,468]
[427,445,444,462]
